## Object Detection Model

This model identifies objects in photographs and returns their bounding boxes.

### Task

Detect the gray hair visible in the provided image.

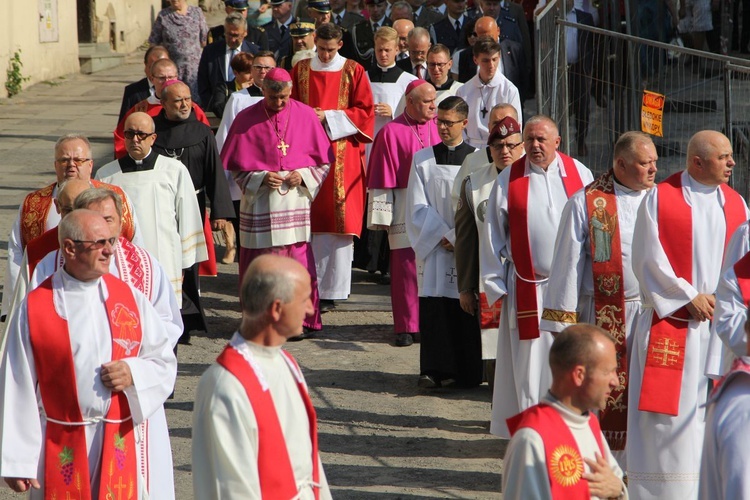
[240,266,298,318]
[614,131,653,162]
[491,103,518,121]
[523,114,559,137]
[225,12,247,29]
[407,26,429,42]
[262,78,293,93]
[55,134,91,155]
[58,209,93,245]
[391,1,413,14]
[73,187,123,219]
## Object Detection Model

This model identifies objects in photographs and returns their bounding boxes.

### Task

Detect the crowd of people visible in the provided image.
[2,0,750,498]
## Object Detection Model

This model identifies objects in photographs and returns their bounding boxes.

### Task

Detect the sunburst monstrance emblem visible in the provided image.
[549,445,584,487]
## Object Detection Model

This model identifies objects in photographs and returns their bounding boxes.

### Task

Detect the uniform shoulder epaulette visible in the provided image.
[256,26,265,32]
[503,15,517,23]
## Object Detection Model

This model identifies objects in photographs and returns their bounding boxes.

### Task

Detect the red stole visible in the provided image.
[639,173,746,415]
[508,153,583,339]
[480,294,502,329]
[20,181,136,250]
[27,274,142,500]
[115,238,154,299]
[216,344,321,500]
[733,250,750,307]
[27,227,60,277]
[584,170,628,450]
[507,404,605,499]
[198,214,217,277]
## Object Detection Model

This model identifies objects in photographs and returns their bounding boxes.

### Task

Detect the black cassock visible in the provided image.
[153,110,236,339]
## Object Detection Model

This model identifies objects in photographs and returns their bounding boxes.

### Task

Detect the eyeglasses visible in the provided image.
[72,237,118,250]
[490,141,523,151]
[124,130,156,141]
[252,65,274,71]
[437,118,464,127]
[152,75,178,82]
[55,157,91,166]
[427,62,449,69]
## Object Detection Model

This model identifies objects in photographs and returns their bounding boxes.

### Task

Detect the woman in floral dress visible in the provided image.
[149,0,208,102]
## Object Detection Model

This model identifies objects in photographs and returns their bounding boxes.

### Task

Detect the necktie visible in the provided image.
[280,24,286,37]
[372,21,379,31]
[454,19,461,36]
[415,65,422,79]
[336,14,342,25]
[227,49,236,81]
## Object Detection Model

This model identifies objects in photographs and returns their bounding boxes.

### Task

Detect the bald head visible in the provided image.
[56,179,92,219]
[686,130,735,186]
[240,254,313,343]
[161,81,193,121]
[393,19,414,54]
[124,112,155,133]
[475,16,500,40]
[123,112,157,159]
[144,46,170,79]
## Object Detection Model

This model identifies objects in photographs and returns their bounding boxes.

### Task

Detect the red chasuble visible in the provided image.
[27,274,142,500]
[507,404,605,499]
[734,250,750,307]
[507,153,583,340]
[20,181,136,249]
[584,170,628,450]
[216,345,321,500]
[639,172,746,415]
[291,57,375,235]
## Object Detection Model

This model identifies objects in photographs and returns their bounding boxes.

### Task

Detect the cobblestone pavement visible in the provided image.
[0,52,504,498]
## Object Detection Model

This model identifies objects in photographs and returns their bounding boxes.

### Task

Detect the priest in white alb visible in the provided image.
[96,112,208,308]
[539,131,658,467]
[0,209,177,499]
[19,187,181,499]
[193,254,332,499]
[481,115,593,438]
[627,130,748,498]
[406,96,482,388]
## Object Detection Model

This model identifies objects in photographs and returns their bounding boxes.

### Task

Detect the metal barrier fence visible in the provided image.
[535,0,750,199]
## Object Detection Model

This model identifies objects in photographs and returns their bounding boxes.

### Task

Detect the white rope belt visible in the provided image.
[45,415,133,426]
[289,480,323,500]
[195,187,205,194]
[514,268,548,284]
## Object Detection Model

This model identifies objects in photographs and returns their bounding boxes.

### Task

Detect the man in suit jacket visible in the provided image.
[567,6,595,156]
[396,26,432,78]
[330,0,365,29]
[452,16,524,97]
[208,0,269,51]
[429,0,471,54]
[198,13,261,110]
[467,0,530,77]
[351,0,394,70]
[263,0,296,61]
[118,46,170,123]
[407,0,444,27]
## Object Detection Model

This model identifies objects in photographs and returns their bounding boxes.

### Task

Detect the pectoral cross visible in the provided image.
[480,107,488,119]
[651,338,681,367]
[445,267,458,283]
[277,140,289,157]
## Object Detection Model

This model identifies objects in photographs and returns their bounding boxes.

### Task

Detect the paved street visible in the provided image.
[0,53,503,498]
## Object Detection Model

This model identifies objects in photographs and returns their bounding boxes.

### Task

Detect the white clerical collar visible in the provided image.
[446,140,464,151]
[477,68,505,88]
[147,94,160,105]
[148,83,155,96]
[377,62,397,70]
[129,149,152,165]
[686,170,721,193]
[312,52,346,71]
[543,392,591,426]
[447,13,464,24]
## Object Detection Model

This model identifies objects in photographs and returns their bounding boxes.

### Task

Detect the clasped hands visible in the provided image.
[263,171,303,190]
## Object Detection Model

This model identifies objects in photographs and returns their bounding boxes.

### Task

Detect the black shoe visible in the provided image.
[395,333,414,347]
[319,299,336,313]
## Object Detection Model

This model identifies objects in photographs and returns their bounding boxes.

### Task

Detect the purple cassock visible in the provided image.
[367,112,440,335]
[220,98,334,332]
[221,98,333,173]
